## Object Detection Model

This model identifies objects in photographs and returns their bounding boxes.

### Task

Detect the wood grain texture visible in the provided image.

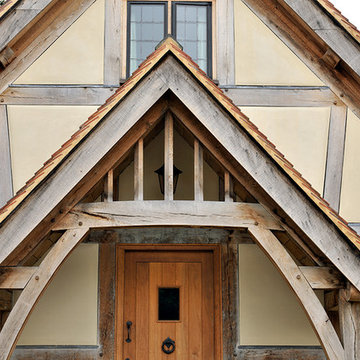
[299,266,344,289]
[0,105,13,208]
[248,226,344,360]
[235,346,326,359]
[0,228,89,360]
[104,0,122,85]
[134,139,144,201]
[164,112,174,201]
[323,104,347,211]
[0,0,97,94]
[0,267,36,289]
[98,243,116,359]
[216,0,235,84]
[241,0,360,118]
[223,86,338,107]
[11,347,100,360]
[162,57,360,291]
[53,201,282,231]
[194,139,204,201]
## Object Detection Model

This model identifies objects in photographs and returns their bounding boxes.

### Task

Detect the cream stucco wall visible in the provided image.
[8,105,97,192]
[241,107,330,194]
[340,110,360,222]
[239,244,320,345]
[14,0,105,84]
[17,244,99,345]
[234,0,323,86]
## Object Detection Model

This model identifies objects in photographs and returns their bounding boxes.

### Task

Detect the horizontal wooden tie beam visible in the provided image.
[53,201,283,231]
[0,85,338,106]
[0,267,37,289]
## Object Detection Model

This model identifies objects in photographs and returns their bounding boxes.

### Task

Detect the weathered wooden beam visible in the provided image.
[0,0,97,94]
[345,284,360,303]
[164,57,360,291]
[323,104,347,211]
[0,267,37,289]
[216,0,235,84]
[0,86,339,106]
[339,288,360,360]
[103,169,113,203]
[134,139,144,201]
[0,228,89,360]
[194,139,204,201]
[0,0,53,52]
[223,86,338,107]
[0,69,169,266]
[0,86,115,105]
[235,346,326,359]
[98,243,116,359]
[241,0,360,118]
[164,112,174,201]
[221,241,239,358]
[248,226,344,360]
[224,171,233,202]
[104,0,122,86]
[11,347,100,360]
[0,105,13,208]
[299,266,344,290]
[53,201,282,231]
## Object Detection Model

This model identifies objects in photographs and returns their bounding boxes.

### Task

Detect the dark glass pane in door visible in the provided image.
[158,288,180,321]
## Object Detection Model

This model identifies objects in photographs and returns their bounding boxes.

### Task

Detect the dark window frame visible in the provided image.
[126,1,212,78]
[171,1,212,78]
[127,1,168,78]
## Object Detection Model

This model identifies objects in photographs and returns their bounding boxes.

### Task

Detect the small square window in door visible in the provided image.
[158,288,180,320]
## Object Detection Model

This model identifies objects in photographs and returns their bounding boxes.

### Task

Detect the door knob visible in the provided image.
[126,321,132,343]
[161,337,175,354]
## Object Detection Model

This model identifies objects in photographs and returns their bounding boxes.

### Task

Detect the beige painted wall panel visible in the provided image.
[234,1,323,86]
[340,110,360,222]
[239,244,320,345]
[17,244,99,345]
[8,105,97,192]
[242,107,330,194]
[14,0,105,84]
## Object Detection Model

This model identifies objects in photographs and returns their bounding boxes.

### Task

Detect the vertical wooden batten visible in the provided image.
[194,139,204,201]
[216,0,235,85]
[0,105,13,208]
[134,138,144,201]
[104,169,114,202]
[104,0,122,85]
[164,112,174,200]
[323,104,347,211]
[224,171,232,202]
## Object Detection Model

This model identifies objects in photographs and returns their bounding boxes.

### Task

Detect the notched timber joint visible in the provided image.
[321,48,341,69]
[0,46,15,68]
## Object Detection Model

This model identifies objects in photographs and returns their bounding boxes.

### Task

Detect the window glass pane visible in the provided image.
[159,288,180,321]
[175,4,209,74]
[129,3,166,75]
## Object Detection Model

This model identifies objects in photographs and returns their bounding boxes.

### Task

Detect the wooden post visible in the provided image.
[339,287,360,360]
[104,169,114,202]
[134,139,144,201]
[0,105,13,208]
[323,104,347,211]
[224,171,233,202]
[104,0,122,85]
[164,112,174,201]
[194,139,204,201]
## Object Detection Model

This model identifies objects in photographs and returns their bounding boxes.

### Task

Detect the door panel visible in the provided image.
[118,250,218,360]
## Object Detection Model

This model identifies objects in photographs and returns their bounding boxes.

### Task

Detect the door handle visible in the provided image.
[126,321,132,343]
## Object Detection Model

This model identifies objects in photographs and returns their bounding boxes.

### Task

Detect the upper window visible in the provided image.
[127,1,212,77]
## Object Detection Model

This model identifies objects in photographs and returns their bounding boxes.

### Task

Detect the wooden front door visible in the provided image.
[116,246,221,360]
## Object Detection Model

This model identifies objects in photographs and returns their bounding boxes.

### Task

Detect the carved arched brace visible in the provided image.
[0,228,89,360]
[248,226,345,360]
